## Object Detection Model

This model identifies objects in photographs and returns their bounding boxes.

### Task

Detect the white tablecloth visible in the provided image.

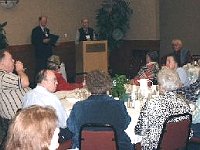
[125,100,143,144]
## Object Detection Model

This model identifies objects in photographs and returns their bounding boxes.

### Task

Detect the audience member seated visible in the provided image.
[47,55,83,91]
[166,53,190,87]
[0,50,30,144]
[75,18,95,45]
[67,70,134,150]
[175,77,200,102]
[23,69,72,143]
[160,54,167,67]
[171,39,192,67]
[135,67,191,150]
[5,105,59,150]
[188,96,200,150]
[131,51,159,86]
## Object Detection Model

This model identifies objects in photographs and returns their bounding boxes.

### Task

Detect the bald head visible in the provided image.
[36,69,58,93]
[171,39,183,52]
[81,18,89,29]
[39,16,48,28]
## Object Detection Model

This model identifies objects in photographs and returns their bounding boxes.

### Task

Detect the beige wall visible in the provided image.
[0,0,102,45]
[160,0,200,56]
[0,0,159,46]
[126,0,159,40]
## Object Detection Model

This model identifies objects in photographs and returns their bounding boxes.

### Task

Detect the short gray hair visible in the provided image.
[158,66,182,91]
[86,70,112,94]
[171,39,183,47]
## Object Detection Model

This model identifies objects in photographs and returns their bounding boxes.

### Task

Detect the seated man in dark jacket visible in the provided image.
[171,39,192,67]
[67,70,134,150]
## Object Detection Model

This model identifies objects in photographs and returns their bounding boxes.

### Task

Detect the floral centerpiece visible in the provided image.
[111,74,129,101]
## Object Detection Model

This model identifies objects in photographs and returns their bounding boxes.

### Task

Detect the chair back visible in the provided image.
[79,123,118,150]
[157,113,192,150]
[57,139,72,150]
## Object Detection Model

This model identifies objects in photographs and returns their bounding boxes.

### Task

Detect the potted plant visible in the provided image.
[0,21,8,50]
[112,74,129,101]
[96,0,132,50]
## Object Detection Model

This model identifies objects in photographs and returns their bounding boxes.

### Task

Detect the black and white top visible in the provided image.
[135,92,191,150]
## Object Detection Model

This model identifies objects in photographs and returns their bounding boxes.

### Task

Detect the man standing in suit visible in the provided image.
[31,16,53,75]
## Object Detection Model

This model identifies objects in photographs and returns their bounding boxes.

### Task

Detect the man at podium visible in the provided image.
[75,18,95,45]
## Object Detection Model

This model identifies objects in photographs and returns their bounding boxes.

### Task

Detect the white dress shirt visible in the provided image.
[176,67,190,87]
[23,85,67,128]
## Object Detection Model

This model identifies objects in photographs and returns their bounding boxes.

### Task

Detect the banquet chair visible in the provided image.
[188,136,200,149]
[57,139,72,150]
[157,113,192,150]
[79,123,119,150]
[0,117,10,149]
[190,136,200,144]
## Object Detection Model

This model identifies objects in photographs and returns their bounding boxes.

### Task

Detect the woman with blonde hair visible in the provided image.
[5,105,59,150]
[47,55,83,91]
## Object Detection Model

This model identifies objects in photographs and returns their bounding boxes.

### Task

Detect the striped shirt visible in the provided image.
[0,71,30,119]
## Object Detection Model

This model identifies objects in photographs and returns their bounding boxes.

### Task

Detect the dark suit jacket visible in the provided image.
[31,26,52,59]
[174,48,191,67]
[78,27,94,41]
[67,95,133,150]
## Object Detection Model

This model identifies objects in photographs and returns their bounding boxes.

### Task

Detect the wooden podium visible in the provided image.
[76,40,108,74]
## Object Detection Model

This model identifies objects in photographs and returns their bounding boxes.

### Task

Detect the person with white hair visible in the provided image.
[135,67,191,150]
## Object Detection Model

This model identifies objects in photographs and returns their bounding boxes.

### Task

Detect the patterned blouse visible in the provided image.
[133,62,159,86]
[135,92,191,150]
[175,78,200,102]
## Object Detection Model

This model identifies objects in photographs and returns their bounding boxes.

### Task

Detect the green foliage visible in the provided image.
[96,0,132,50]
[112,74,128,100]
[0,22,8,50]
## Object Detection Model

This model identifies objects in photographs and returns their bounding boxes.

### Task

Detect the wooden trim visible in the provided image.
[6,40,160,83]
[7,42,76,84]
[109,40,160,78]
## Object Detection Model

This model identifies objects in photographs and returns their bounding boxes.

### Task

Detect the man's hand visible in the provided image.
[15,61,25,73]
[15,61,29,88]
